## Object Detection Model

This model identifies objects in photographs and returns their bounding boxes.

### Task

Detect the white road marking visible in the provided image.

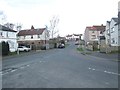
[105,82,109,85]
[104,71,107,73]
[26,65,30,67]
[11,69,17,72]
[88,67,120,76]
[88,68,91,69]
[1,72,8,75]
[20,67,25,69]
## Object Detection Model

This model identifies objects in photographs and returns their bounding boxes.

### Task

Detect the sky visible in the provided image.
[0,0,119,37]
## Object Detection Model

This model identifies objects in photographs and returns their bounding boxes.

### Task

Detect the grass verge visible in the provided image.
[77,48,84,52]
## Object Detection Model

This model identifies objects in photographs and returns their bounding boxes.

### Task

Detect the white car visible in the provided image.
[18,46,31,52]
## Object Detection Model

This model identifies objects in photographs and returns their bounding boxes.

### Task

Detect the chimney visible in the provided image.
[31,25,34,29]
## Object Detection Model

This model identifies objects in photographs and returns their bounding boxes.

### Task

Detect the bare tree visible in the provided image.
[3,22,22,32]
[4,23,15,30]
[0,11,7,25]
[49,15,59,38]
[16,23,22,32]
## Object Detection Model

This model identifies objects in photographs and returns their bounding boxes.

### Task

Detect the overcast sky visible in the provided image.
[0,0,119,36]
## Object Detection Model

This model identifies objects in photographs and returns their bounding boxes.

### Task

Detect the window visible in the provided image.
[111,38,115,44]
[24,36,26,39]
[113,27,115,32]
[107,30,110,34]
[38,35,40,38]
[6,32,8,37]
[92,31,95,33]
[92,35,96,39]
[0,32,2,37]
[31,35,33,39]
[111,27,115,32]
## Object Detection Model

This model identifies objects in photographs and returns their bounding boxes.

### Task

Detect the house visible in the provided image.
[66,34,73,41]
[66,34,82,41]
[118,2,120,47]
[103,17,119,53]
[17,26,50,50]
[84,25,106,45]
[84,25,106,50]
[0,24,18,52]
[109,18,118,46]
[105,21,111,46]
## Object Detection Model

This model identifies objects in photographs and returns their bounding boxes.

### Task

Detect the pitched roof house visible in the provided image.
[84,25,106,45]
[109,18,119,46]
[17,26,50,50]
[0,24,18,52]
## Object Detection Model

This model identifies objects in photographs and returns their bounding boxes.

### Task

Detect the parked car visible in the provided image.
[75,41,79,45]
[18,46,31,52]
[58,43,65,48]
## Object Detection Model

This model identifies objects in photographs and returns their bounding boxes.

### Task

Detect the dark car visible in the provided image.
[58,43,65,48]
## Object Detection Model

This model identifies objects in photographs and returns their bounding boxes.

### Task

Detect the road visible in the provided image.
[1,41,119,88]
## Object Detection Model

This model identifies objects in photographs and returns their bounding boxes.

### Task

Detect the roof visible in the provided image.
[66,35,72,37]
[73,34,80,36]
[112,18,118,22]
[86,26,96,30]
[86,25,106,31]
[93,25,106,31]
[0,24,17,32]
[18,28,46,36]
[107,21,110,23]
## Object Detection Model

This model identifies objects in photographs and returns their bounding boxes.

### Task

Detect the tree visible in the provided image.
[4,23,15,30]
[0,11,7,25]
[2,41,9,56]
[49,15,59,38]
[16,23,22,32]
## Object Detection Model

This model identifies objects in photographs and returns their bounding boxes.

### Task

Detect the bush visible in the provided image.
[2,41,10,56]
[77,48,84,51]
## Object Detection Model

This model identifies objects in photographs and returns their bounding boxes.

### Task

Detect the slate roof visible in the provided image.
[112,18,118,22]
[0,24,17,32]
[17,28,46,36]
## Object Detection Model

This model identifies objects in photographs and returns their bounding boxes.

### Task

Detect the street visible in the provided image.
[1,41,119,88]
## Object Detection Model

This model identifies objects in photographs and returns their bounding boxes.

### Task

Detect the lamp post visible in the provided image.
[79,34,82,48]
[45,25,48,50]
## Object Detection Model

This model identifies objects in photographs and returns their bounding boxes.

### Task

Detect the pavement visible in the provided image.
[77,45,119,62]
[85,51,119,61]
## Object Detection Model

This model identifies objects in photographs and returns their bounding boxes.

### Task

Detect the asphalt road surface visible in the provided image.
[1,41,119,88]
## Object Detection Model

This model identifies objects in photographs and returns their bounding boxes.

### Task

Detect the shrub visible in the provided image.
[2,41,10,56]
